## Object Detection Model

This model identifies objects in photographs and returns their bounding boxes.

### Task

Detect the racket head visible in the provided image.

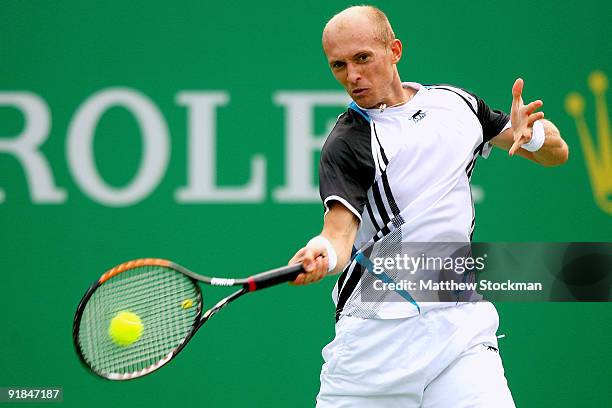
[73,259,203,380]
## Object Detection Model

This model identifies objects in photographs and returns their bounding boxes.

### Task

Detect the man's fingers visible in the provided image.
[290,272,306,285]
[304,257,327,284]
[509,134,527,156]
[508,140,521,156]
[289,247,315,285]
[290,251,328,285]
[512,78,524,105]
[288,247,306,266]
[314,270,326,283]
[303,273,317,285]
[315,256,328,274]
[509,111,545,156]
[301,248,318,271]
[528,111,545,126]
[524,99,543,115]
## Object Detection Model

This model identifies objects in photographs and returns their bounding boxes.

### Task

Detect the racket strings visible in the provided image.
[80,284,196,329]
[90,269,197,375]
[77,265,200,377]
[84,302,196,361]
[80,291,196,360]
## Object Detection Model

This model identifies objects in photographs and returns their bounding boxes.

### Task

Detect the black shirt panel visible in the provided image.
[319,108,376,218]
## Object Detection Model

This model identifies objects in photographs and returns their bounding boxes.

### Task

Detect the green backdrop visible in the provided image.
[1,1,610,406]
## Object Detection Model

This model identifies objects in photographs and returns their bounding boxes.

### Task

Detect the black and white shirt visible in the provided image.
[319,82,510,320]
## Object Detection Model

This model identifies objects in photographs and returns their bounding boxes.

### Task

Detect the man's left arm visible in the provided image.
[490,78,569,166]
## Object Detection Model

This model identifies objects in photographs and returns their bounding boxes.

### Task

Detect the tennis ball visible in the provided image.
[181,299,193,309]
[108,311,143,346]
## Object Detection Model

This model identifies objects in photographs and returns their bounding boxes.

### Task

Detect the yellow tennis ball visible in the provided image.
[108,311,143,346]
[181,299,193,309]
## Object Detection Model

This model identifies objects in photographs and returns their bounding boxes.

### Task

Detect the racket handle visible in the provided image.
[246,264,304,291]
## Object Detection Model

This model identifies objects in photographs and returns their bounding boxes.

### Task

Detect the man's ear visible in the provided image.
[390,39,403,64]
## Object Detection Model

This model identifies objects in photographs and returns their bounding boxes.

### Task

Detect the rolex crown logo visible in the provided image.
[565,71,612,215]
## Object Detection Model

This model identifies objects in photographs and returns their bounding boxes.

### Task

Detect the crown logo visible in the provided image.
[565,71,612,215]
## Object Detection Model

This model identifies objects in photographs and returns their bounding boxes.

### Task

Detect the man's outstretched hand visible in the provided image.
[509,78,546,156]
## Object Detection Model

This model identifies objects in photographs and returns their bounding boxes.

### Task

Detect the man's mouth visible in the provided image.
[351,88,367,96]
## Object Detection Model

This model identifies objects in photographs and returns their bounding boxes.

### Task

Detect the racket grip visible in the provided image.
[246,264,304,291]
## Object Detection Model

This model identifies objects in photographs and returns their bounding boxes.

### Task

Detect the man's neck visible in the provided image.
[377,85,416,110]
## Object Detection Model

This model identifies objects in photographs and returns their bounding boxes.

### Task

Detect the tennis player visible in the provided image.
[289,5,568,408]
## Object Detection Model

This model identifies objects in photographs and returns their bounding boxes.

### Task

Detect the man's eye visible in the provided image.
[357,54,369,62]
[332,62,345,69]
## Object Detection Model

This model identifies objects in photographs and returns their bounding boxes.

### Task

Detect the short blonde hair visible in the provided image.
[364,5,395,46]
[325,5,396,47]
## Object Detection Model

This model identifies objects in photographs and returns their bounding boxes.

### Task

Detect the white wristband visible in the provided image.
[306,236,337,272]
[522,120,545,152]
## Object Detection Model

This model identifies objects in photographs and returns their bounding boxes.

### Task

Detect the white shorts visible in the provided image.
[316,302,515,408]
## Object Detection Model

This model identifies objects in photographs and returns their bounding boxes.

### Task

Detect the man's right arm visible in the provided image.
[289,201,359,285]
[291,108,372,285]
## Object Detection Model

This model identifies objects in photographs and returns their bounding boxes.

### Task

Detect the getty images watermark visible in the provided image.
[358,243,612,302]
[369,253,543,293]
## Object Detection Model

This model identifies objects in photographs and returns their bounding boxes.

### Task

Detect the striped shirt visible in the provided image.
[319,82,510,320]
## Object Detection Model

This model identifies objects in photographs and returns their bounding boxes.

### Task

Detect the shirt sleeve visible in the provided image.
[318,116,375,220]
[428,84,510,145]
[460,89,510,158]
[472,93,510,143]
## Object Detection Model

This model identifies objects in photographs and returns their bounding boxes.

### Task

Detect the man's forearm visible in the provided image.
[491,120,569,166]
[325,234,354,275]
[321,202,360,275]
[530,120,569,166]
[322,220,358,275]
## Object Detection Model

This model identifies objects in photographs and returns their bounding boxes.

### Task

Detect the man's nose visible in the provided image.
[346,63,361,83]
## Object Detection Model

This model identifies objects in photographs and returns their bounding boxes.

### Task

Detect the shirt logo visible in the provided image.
[484,344,499,353]
[411,110,427,122]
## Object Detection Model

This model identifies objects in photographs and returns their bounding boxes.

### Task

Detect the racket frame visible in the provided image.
[73,258,302,380]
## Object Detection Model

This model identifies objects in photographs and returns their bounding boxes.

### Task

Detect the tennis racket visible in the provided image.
[73,258,303,380]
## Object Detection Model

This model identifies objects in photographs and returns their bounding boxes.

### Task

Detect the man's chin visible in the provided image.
[351,96,378,109]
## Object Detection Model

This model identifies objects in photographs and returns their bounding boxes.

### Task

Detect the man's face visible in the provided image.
[323,24,399,108]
